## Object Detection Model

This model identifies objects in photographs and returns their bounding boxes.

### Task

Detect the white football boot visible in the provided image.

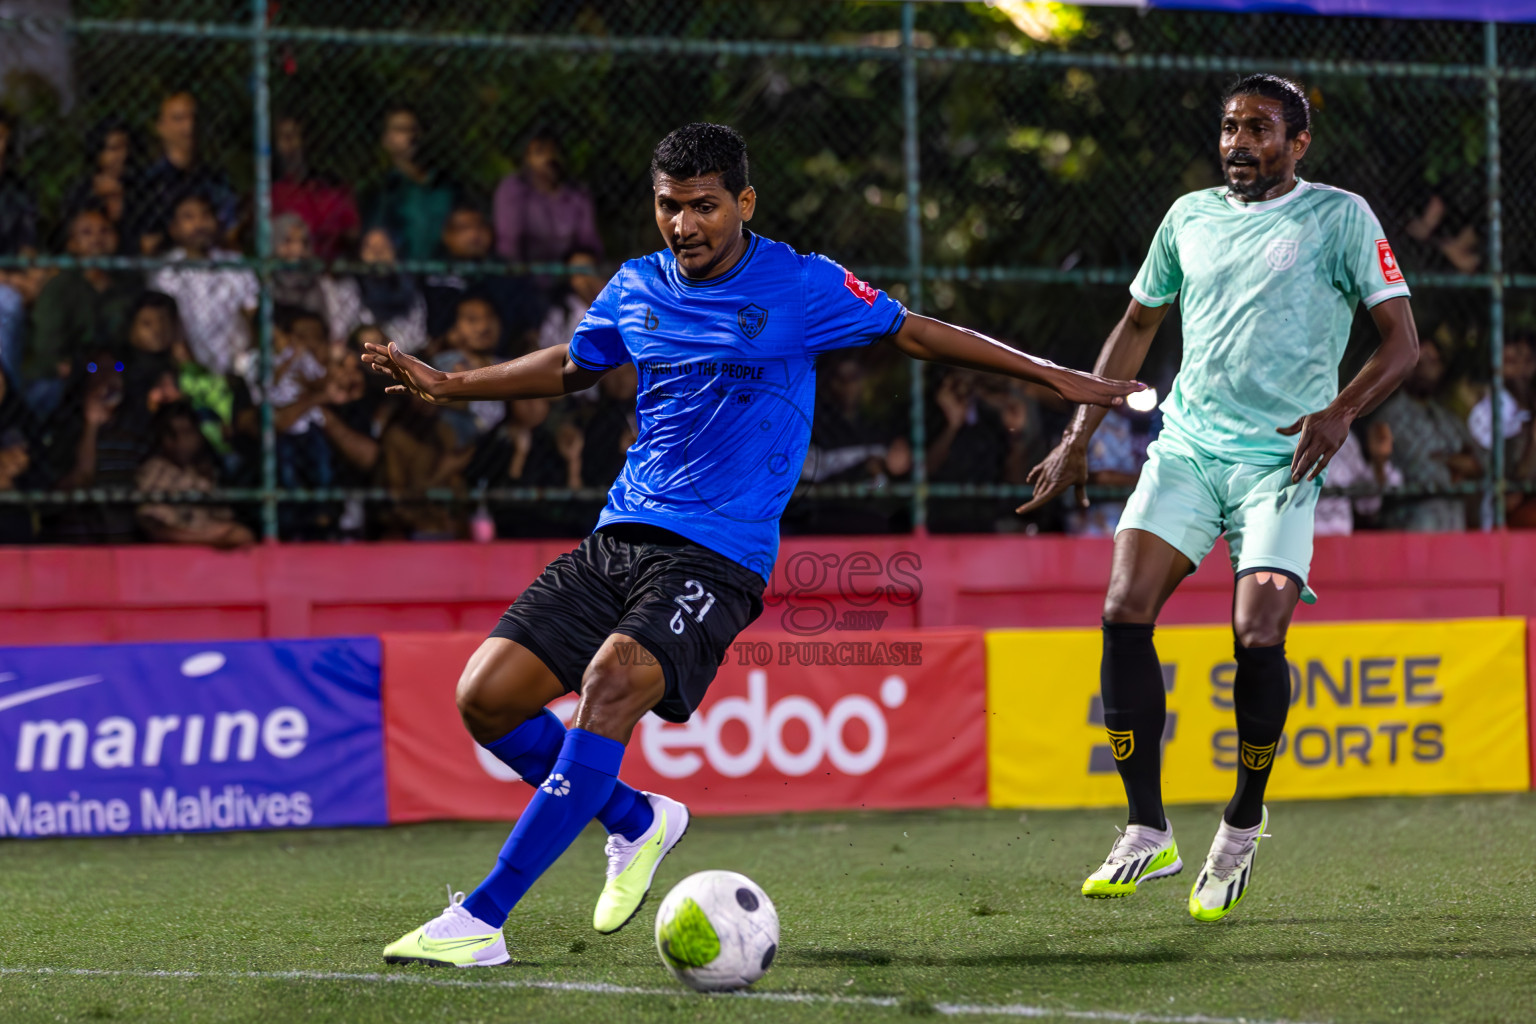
[1188,807,1270,922]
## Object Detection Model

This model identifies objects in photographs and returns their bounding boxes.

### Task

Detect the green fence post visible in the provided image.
[253,0,277,541]
[1485,21,1505,530]
[901,0,926,536]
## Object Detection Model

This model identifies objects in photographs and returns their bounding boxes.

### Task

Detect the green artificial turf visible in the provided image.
[2,795,1533,1023]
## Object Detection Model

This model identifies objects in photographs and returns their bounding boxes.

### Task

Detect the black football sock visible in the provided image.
[1100,620,1168,831]
[1225,641,1291,829]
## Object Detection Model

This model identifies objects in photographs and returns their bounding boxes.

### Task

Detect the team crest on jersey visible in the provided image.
[737,303,769,339]
[1376,239,1404,283]
[1265,238,1300,272]
[844,270,879,306]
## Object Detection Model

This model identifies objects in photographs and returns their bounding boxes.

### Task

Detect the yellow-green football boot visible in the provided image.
[383,886,509,967]
[1188,806,1269,922]
[593,792,690,934]
[1081,821,1182,899]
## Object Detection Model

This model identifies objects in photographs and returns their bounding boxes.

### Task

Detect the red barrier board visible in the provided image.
[5,533,1536,645]
[380,629,987,822]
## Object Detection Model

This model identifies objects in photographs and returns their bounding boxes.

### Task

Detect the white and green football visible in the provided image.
[654,870,779,991]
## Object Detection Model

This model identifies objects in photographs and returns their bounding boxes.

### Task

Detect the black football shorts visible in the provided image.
[490,523,766,723]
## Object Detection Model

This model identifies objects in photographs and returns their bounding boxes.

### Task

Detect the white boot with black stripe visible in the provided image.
[1080,821,1182,899]
[1188,806,1270,922]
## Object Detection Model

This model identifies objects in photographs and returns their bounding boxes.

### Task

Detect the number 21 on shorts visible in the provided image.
[671,580,716,634]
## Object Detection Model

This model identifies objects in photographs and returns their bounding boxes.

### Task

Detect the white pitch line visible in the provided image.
[0,966,1330,1024]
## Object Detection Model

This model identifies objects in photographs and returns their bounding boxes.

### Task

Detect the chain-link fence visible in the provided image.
[0,1,1531,544]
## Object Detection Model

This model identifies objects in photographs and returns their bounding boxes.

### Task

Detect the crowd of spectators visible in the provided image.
[0,93,626,544]
[0,92,1529,546]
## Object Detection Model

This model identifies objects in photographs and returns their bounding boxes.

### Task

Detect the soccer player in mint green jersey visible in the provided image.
[1021,76,1419,922]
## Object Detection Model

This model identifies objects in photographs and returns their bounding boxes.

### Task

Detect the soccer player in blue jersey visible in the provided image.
[365,123,1143,967]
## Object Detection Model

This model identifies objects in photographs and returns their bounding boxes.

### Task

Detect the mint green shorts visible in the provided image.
[1117,435,1320,604]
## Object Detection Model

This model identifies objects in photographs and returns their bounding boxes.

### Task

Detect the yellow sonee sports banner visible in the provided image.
[987,618,1529,808]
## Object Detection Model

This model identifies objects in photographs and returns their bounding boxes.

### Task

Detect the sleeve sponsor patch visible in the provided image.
[844,270,879,306]
[1376,239,1404,284]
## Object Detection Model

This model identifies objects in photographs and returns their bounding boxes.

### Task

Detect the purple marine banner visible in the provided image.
[0,638,386,839]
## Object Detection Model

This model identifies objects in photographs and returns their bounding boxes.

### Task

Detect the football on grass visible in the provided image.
[654,870,779,991]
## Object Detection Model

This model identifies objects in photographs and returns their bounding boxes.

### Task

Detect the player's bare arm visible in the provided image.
[1278,295,1418,482]
[1016,298,1170,513]
[361,340,605,403]
[889,314,1146,410]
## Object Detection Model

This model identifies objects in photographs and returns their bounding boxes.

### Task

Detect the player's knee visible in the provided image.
[1103,589,1157,624]
[457,664,562,744]
[455,662,505,734]
[1233,614,1287,649]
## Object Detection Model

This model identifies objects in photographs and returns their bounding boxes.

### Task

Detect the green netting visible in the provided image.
[0,1,1526,542]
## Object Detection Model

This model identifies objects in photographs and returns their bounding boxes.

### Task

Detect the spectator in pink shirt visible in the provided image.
[492,129,603,277]
[271,113,359,261]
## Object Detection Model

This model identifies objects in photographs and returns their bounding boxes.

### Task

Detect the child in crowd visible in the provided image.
[433,295,507,447]
[377,396,471,540]
[135,401,254,548]
[325,226,428,353]
[465,396,586,537]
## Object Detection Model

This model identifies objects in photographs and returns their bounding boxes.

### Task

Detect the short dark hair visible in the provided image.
[132,290,180,322]
[651,123,750,195]
[455,293,499,319]
[170,190,214,219]
[1222,74,1311,139]
[274,304,324,334]
[85,115,135,163]
[524,124,560,150]
[153,400,198,437]
[382,102,419,128]
[68,200,112,230]
[129,291,184,347]
[446,199,489,223]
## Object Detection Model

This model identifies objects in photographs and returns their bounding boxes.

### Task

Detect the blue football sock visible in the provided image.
[597,783,654,841]
[480,709,565,780]
[481,710,655,841]
[462,728,625,927]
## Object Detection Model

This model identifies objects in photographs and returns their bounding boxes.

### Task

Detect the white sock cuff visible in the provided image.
[1217,818,1263,839]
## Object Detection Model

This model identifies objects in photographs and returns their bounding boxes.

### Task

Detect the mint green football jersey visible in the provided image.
[1130,179,1411,463]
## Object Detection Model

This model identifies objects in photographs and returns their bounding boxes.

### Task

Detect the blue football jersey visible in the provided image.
[567,231,907,580]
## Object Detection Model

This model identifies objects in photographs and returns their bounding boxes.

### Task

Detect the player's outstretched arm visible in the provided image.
[1278,296,1418,483]
[890,313,1147,409]
[1016,299,1169,513]
[361,341,605,404]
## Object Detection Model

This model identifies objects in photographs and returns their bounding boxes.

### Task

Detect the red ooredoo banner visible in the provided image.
[380,629,986,822]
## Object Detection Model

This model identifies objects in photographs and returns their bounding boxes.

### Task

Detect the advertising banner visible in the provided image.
[988,618,1530,809]
[382,629,987,822]
[1131,1,1536,25]
[1529,621,1536,785]
[0,638,387,838]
